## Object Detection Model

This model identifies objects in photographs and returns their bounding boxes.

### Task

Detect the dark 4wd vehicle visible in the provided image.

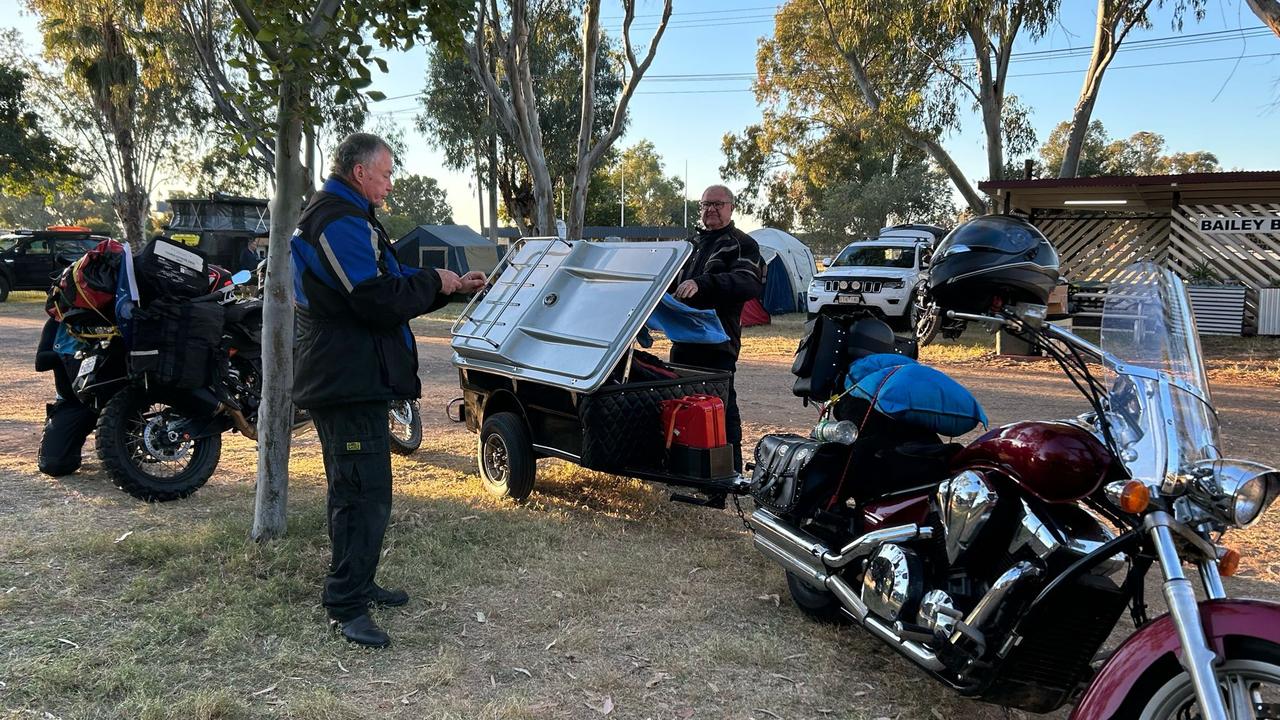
[0,227,109,302]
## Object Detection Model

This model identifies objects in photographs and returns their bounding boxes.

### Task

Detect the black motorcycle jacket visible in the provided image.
[672,221,765,358]
[290,175,448,409]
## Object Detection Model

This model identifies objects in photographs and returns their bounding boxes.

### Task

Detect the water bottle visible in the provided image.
[813,419,857,444]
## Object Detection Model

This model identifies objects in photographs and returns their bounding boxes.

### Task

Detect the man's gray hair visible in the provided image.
[703,184,735,205]
[331,133,393,178]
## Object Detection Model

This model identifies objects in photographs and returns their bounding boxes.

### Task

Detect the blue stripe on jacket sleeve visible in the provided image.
[320,215,380,288]
[291,230,332,307]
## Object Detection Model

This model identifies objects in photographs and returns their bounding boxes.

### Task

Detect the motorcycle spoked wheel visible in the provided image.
[388,399,422,456]
[913,296,942,347]
[95,386,222,502]
[1136,639,1280,720]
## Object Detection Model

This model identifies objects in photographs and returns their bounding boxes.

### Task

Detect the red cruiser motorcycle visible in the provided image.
[747,242,1280,715]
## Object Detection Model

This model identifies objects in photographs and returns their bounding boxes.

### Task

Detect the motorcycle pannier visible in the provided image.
[129,298,225,389]
[751,433,848,515]
[134,236,209,300]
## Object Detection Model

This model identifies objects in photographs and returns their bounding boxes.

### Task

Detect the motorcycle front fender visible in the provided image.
[1070,598,1280,720]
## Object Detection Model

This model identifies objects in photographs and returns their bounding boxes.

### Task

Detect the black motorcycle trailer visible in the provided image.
[450,237,746,502]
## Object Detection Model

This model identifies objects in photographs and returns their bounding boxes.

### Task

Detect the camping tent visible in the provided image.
[393,225,499,276]
[749,228,816,315]
[741,297,770,327]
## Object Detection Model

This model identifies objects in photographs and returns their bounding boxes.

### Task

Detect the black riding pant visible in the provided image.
[669,343,743,473]
[311,400,392,622]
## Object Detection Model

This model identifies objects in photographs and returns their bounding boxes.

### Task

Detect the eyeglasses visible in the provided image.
[698,201,731,210]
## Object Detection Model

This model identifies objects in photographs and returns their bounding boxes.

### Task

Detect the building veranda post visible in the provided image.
[979,172,1280,335]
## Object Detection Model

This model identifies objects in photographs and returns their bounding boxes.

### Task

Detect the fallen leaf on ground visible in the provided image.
[513,667,532,678]
[586,695,614,715]
[646,671,673,687]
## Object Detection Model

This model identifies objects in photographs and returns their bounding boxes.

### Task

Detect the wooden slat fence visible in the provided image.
[1032,205,1280,333]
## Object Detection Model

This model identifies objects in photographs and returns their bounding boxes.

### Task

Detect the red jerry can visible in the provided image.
[660,395,727,450]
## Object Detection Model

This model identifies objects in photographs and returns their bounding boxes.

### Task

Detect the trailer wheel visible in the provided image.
[478,412,535,500]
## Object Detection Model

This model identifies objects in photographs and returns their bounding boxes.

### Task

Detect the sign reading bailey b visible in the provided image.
[1197,215,1280,234]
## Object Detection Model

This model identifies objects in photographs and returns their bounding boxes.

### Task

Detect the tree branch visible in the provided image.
[227,0,281,63]
[585,0,671,172]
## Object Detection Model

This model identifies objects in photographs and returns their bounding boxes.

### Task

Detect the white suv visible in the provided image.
[806,225,946,327]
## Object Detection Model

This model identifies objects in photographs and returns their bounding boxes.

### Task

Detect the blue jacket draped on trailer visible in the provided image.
[645,294,730,344]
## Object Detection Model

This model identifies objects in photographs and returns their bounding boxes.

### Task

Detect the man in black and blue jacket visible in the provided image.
[671,184,765,476]
[291,133,484,648]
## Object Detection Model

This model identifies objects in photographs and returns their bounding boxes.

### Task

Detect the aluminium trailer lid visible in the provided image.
[450,238,692,392]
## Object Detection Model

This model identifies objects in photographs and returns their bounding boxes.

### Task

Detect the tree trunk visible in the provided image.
[486,126,499,242]
[1059,0,1151,178]
[251,78,305,542]
[1246,0,1280,37]
[816,0,986,214]
[112,124,147,248]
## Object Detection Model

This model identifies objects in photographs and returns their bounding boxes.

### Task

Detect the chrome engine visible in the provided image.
[861,544,923,622]
[936,470,998,563]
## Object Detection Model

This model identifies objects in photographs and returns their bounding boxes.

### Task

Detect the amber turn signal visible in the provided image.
[1218,547,1242,577]
[1118,480,1151,514]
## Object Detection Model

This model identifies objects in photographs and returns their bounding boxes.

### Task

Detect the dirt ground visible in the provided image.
[1,292,1279,720]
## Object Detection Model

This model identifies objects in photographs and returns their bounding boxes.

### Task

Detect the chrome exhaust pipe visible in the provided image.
[750,509,828,586]
[824,524,933,568]
[748,509,945,672]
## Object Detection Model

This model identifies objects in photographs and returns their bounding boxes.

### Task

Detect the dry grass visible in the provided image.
[1,293,1278,719]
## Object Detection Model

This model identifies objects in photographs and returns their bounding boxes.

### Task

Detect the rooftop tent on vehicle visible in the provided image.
[393,224,499,276]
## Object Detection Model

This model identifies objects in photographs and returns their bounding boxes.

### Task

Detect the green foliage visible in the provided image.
[27,0,201,246]
[416,0,622,229]
[226,0,471,138]
[0,178,122,237]
[584,140,685,227]
[0,57,79,198]
[1187,259,1220,285]
[1037,120,1221,177]
[721,0,957,236]
[381,173,454,239]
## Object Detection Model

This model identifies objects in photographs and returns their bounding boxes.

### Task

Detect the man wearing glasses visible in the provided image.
[670,184,765,476]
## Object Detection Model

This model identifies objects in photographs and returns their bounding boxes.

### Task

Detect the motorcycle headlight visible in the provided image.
[1233,477,1267,526]
[1208,460,1280,528]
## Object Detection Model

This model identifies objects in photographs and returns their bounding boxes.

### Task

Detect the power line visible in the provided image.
[631,51,1280,95]
[599,4,779,21]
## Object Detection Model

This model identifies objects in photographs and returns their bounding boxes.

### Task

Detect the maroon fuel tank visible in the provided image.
[951,421,1114,503]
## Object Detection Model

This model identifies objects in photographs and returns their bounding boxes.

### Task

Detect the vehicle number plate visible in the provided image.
[76,355,97,379]
[836,294,863,305]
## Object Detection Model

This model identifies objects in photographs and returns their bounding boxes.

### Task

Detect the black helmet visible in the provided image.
[846,316,900,361]
[928,215,1059,312]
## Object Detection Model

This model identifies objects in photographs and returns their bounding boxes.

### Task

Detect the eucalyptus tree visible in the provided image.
[1057,0,1205,178]
[463,0,672,239]
[222,0,469,540]
[28,0,198,247]
[811,0,1057,213]
[418,1,624,234]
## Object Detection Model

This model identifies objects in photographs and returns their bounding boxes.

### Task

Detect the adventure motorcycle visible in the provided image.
[746,264,1280,718]
[57,271,266,501]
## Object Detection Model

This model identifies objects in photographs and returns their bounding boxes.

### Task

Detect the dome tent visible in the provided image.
[749,228,816,315]
[393,225,499,276]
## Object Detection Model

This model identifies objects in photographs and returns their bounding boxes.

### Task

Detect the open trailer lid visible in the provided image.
[450,238,692,392]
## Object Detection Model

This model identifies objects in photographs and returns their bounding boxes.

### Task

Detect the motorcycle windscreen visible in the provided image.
[1100,263,1220,488]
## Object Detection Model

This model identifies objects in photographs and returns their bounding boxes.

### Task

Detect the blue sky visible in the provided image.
[10,2,1280,230]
